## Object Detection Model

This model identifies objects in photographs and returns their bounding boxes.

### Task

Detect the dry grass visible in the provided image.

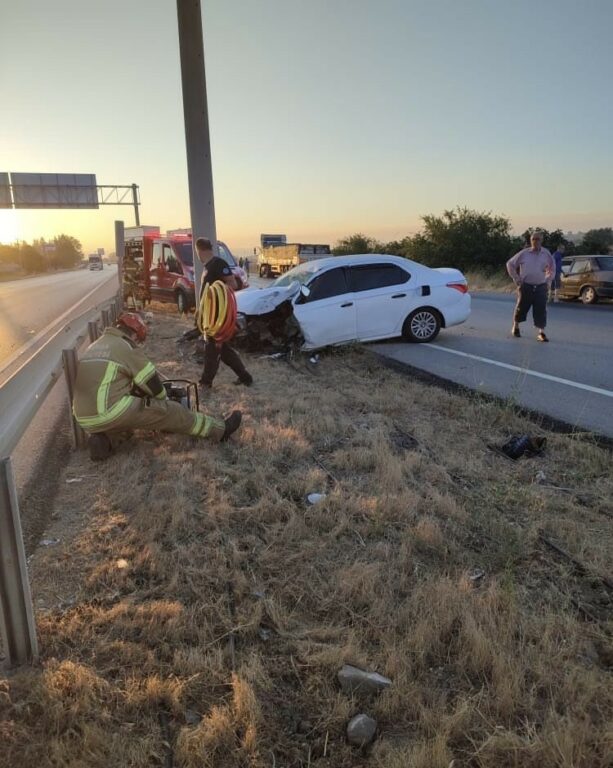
[464,271,515,293]
[1,311,611,768]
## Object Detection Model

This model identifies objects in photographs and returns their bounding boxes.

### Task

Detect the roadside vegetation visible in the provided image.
[332,209,613,290]
[1,310,611,767]
[0,235,83,277]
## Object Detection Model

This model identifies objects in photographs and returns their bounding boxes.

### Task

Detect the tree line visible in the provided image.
[0,235,84,274]
[332,208,613,273]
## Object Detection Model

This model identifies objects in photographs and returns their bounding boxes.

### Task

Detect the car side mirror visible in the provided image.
[300,285,311,298]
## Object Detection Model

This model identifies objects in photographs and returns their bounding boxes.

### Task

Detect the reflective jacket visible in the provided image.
[73,327,165,430]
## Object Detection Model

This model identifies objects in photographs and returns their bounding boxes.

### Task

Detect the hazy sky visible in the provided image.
[1,0,612,255]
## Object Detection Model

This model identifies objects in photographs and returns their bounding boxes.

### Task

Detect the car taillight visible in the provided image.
[447,282,468,293]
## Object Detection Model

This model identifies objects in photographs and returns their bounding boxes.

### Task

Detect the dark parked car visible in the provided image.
[559,255,613,304]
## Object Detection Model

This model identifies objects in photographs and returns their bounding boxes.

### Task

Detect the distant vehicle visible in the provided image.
[123,227,247,313]
[237,254,470,349]
[88,254,103,271]
[559,255,613,304]
[258,243,331,278]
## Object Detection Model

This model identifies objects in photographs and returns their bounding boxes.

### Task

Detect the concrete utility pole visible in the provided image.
[176,0,218,305]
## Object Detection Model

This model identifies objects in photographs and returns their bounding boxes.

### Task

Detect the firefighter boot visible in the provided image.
[89,433,113,461]
[221,410,242,442]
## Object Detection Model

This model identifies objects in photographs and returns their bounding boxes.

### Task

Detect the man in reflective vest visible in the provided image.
[73,312,241,460]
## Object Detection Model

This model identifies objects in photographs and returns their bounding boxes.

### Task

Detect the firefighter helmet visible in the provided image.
[117,312,147,343]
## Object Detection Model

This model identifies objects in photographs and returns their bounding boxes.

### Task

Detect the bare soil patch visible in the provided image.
[1,311,611,767]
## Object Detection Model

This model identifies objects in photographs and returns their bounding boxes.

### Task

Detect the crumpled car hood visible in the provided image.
[236,282,300,316]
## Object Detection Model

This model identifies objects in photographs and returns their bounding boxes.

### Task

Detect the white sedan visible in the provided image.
[236,254,470,350]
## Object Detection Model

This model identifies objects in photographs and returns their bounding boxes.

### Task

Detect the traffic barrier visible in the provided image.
[0,280,118,667]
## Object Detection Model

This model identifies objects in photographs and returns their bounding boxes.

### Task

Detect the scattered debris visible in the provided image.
[309,354,320,365]
[534,470,547,484]
[144,312,154,323]
[337,664,392,696]
[116,558,129,570]
[346,714,377,747]
[469,568,485,583]
[499,435,546,460]
[251,588,266,600]
[389,427,419,454]
[297,720,312,734]
[65,477,83,484]
[184,709,201,726]
[40,537,60,547]
[258,627,273,641]
[306,492,326,505]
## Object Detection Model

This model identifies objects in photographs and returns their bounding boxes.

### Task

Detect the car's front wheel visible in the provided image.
[580,286,598,305]
[402,308,442,343]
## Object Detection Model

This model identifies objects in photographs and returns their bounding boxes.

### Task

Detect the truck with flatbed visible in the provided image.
[258,242,332,278]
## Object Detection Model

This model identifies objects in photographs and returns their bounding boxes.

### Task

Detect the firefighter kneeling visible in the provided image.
[73,312,241,461]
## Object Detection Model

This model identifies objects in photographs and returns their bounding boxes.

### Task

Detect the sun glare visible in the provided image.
[0,212,20,244]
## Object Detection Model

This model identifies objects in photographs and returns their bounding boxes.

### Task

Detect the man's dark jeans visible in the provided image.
[514,282,548,328]
[201,338,250,386]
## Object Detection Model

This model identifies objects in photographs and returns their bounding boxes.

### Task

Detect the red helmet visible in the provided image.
[117,312,147,343]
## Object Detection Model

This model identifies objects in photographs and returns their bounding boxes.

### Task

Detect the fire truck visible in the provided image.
[122,227,247,312]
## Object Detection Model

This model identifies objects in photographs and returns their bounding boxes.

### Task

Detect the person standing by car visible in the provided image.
[244,257,250,276]
[506,231,555,342]
[196,237,253,390]
[550,243,566,302]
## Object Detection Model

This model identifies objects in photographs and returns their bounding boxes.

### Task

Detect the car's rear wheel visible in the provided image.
[402,308,441,343]
[580,285,598,305]
[176,290,189,314]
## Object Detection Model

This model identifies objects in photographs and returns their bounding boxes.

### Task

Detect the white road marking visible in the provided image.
[425,343,613,399]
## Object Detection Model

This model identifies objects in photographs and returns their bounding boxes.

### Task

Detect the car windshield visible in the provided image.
[273,262,322,287]
[596,256,613,270]
[217,243,237,267]
[176,242,194,267]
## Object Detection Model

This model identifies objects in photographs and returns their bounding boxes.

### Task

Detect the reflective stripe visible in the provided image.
[96,362,118,415]
[77,395,134,428]
[190,413,205,435]
[155,389,166,400]
[133,361,156,387]
[201,415,225,438]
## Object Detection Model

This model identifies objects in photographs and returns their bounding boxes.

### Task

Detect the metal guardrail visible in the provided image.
[0,279,121,666]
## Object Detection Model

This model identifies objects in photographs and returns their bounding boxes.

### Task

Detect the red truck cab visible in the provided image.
[124,228,248,313]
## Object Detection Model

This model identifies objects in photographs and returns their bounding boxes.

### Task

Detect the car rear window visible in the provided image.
[347,264,410,292]
[596,257,613,270]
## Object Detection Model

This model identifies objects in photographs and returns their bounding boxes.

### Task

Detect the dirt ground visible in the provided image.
[1,310,611,768]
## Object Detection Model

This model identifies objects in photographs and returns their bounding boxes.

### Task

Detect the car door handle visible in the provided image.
[341,302,353,307]
[391,293,406,298]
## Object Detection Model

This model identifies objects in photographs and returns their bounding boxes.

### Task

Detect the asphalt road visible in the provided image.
[372,293,613,438]
[0,267,117,366]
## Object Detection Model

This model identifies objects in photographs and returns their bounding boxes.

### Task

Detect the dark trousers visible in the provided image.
[514,282,548,328]
[201,338,250,386]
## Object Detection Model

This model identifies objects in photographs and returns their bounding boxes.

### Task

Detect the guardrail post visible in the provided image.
[0,457,39,666]
[109,304,117,326]
[115,220,125,312]
[87,321,99,344]
[101,309,111,329]
[62,348,87,450]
